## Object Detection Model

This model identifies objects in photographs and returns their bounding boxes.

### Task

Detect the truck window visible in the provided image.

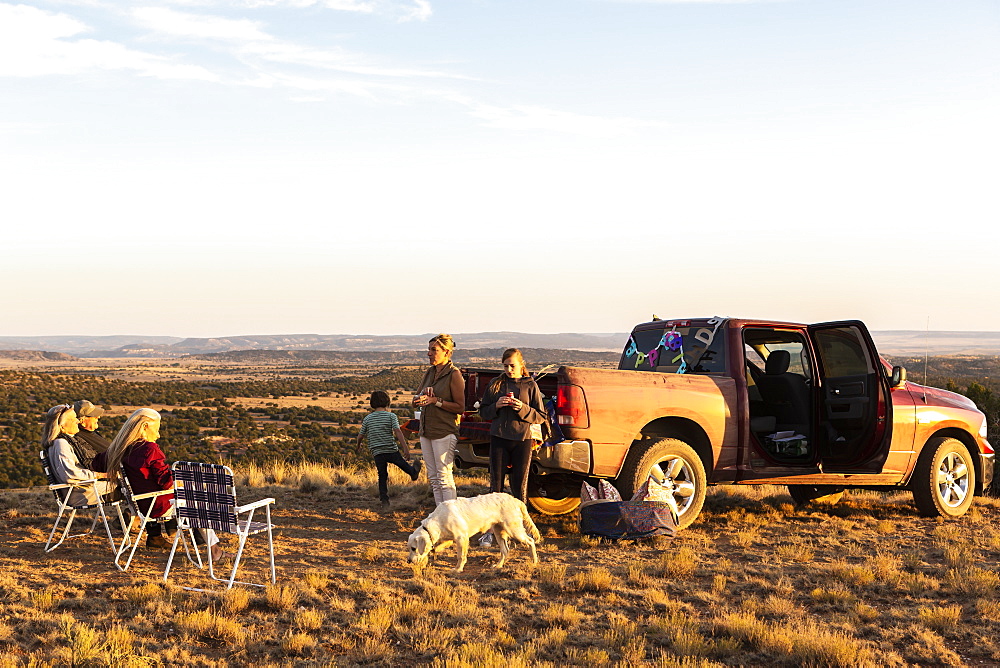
[620,320,727,374]
[814,327,874,377]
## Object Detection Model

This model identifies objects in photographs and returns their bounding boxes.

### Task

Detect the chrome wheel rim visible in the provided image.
[935,452,971,508]
[648,455,696,515]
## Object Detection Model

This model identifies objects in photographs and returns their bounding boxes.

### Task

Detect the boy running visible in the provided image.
[357,390,422,509]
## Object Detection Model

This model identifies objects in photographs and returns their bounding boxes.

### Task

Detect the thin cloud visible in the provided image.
[0,3,218,80]
[131,7,273,41]
[164,0,428,21]
[127,6,463,80]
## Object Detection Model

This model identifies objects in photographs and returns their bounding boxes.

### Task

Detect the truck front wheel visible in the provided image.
[912,437,976,518]
[616,437,707,529]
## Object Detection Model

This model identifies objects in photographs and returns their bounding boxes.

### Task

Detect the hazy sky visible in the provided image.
[2,0,997,337]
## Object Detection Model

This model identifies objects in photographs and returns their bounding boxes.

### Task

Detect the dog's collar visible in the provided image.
[420,525,433,541]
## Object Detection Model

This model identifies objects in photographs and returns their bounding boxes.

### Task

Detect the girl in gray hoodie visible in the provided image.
[477,348,548,502]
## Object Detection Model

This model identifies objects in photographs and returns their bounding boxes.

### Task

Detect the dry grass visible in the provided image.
[6,463,1000,666]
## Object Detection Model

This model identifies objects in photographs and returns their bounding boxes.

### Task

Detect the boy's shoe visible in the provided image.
[410,459,423,481]
[380,499,391,511]
[478,532,494,548]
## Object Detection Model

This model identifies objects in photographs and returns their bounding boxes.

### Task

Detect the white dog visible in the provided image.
[407,492,541,573]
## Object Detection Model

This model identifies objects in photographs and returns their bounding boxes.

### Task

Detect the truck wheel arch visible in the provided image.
[909,428,984,495]
[625,416,713,479]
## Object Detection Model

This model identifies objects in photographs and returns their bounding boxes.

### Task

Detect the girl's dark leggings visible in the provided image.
[489,436,532,502]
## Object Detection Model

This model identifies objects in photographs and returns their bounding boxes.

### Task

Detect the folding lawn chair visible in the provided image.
[114,469,199,572]
[40,450,126,555]
[163,461,276,590]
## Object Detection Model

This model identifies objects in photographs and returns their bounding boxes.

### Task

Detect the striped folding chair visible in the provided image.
[40,450,126,555]
[114,470,196,572]
[164,461,276,590]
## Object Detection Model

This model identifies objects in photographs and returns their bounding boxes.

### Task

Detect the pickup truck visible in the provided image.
[454,317,994,528]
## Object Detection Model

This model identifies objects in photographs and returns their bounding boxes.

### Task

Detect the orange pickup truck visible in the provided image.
[455,317,994,528]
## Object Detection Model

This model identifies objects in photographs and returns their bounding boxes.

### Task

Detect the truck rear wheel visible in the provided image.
[912,437,976,518]
[615,437,706,529]
[527,474,582,515]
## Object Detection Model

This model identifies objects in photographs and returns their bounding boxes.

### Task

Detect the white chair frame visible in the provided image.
[114,471,199,572]
[163,461,276,590]
[40,450,126,555]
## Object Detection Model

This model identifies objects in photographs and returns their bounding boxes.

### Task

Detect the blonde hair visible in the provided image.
[429,333,455,357]
[40,404,75,448]
[104,408,161,485]
[489,348,529,394]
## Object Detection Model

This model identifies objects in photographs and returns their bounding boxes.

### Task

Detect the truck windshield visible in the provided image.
[619,319,728,374]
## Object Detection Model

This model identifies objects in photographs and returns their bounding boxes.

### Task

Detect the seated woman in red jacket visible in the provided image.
[99,408,226,561]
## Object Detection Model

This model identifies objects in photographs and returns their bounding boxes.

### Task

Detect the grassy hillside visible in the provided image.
[4,462,1000,666]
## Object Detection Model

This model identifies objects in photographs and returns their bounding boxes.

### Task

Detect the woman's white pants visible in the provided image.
[420,434,458,505]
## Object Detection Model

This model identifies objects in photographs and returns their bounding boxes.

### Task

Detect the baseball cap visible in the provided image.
[73,400,104,419]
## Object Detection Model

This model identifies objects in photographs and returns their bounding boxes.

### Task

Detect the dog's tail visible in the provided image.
[521,501,542,543]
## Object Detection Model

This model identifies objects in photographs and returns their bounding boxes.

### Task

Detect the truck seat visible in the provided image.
[756,350,810,434]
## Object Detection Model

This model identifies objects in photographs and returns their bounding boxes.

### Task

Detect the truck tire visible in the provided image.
[615,437,706,529]
[912,437,976,518]
[787,485,845,507]
[527,475,582,515]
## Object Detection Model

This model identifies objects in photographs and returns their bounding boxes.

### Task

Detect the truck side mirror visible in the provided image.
[890,365,907,387]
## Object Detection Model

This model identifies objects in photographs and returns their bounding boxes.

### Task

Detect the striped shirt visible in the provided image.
[360,410,402,456]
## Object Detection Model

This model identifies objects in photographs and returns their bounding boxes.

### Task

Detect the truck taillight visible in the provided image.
[556,384,589,428]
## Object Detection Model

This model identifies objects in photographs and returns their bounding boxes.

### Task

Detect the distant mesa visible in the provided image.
[181,348,621,367]
[0,350,78,361]
[2,330,1000,358]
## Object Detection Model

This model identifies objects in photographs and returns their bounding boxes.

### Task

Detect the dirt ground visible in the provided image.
[6,467,1000,666]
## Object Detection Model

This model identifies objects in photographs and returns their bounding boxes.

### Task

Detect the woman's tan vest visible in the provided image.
[417,362,460,439]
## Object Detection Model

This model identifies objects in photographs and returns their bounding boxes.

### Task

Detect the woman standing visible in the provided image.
[100,408,224,560]
[478,349,547,503]
[42,404,113,506]
[413,334,466,505]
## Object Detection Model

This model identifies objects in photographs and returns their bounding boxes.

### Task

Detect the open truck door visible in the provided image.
[808,320,893,473]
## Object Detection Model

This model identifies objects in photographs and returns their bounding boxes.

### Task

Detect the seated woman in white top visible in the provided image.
[42,404,113,506]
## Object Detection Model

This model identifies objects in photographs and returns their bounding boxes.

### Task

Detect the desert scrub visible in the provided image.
[353,603,397,638]
[56,615,102,666]
[407,617,460,654]
[657,546,698,577]
[281,630,317,655]
[601,613,638,647]
[264,584,299,610]
[827,560,877,586]
[776,540,815,563]
[432,642,536,668]
[945,566,1000,595]
[713,611,880,665]
[175,608,247,644]
[537,563,568,590]
[31,590,59,611]
[730,527,759,548]
[570,567,614,592]
[809,584,855,606]
[541,603,585,627]
[121,582,168,607]
[918,604,962,632]
[626,560,651,586]
[220,586,250,614]
[895,571,940,595]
